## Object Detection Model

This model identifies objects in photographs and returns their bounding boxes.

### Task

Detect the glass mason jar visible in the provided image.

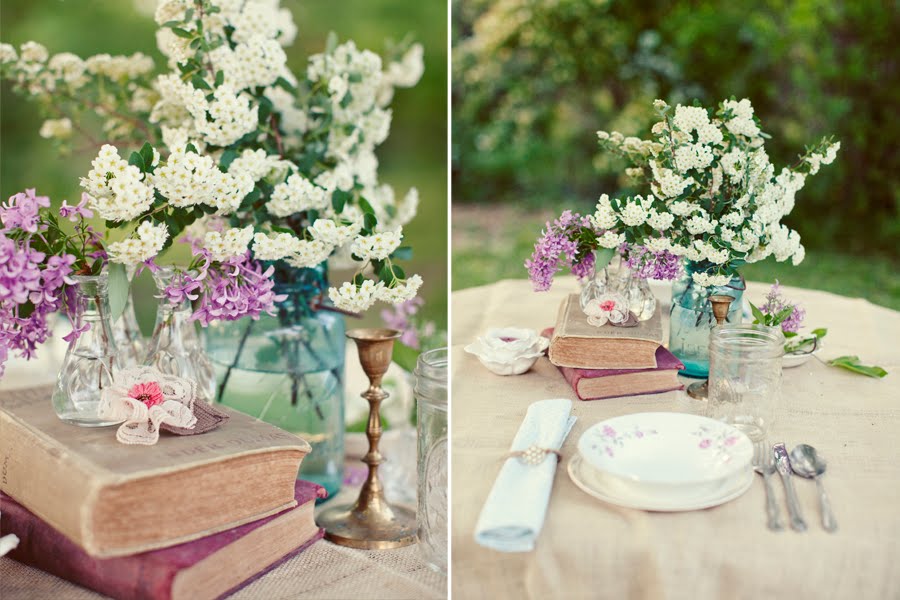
[51,273,121,426]
[669,263,744,378]
[580,254,656,321]
[144,266,217,403]
[205,265,346,499]
[111,265,144,368]
[416,347,448,573]
[707,324,785,442]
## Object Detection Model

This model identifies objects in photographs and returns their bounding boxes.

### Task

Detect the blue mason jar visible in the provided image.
[205,265,345,500]
[668,262,744,378]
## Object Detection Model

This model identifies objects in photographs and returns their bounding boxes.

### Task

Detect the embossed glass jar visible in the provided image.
[415,347,448,573]
[707,324,785,442]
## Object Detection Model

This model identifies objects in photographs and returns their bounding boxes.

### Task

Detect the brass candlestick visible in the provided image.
[686,295,735,400]
[318,328,417,549]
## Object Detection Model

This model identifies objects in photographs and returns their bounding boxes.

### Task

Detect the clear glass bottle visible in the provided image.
[51,273,121,426]
[111,265,144,367]
[707,324,785,442]
[580,254,656,321]
[205,265,346,499]
[415,347,448,573]
[668,264,744,378]
[143,266,216,403]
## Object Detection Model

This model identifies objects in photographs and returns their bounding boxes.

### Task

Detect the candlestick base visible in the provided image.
[319,502,417,549]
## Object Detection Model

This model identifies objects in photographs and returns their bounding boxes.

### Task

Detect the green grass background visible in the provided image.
[0,0,448,332]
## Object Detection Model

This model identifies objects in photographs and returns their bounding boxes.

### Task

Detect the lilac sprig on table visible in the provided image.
[525,210,598,291]
[751,280,887,379]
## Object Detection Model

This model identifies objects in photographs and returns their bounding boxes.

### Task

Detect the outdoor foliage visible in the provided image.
[453,0,899,256]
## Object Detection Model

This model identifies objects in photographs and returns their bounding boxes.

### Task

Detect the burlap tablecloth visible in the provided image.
[0,353,446,600]
[452,277,900,600]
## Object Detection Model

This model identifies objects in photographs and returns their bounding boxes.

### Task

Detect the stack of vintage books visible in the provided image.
[0,386,323,600]
[547,294,684,400]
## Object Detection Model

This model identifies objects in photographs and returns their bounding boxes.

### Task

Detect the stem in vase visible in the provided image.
[216,318,255,403]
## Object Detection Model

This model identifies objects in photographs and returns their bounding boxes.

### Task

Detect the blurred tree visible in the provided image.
[453,0,899,256]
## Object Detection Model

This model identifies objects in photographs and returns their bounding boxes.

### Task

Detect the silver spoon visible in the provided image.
[790,444,838,532]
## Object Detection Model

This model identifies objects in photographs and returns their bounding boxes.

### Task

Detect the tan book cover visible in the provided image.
[548,294,663,369]
[0,385,310,558]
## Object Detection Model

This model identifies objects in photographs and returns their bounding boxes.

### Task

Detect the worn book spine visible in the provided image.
[0,408,100,555]
[559,366,684,400]
[1,482,325,600]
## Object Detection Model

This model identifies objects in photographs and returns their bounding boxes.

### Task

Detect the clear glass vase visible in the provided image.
[143,266,217,403]
[416,347,448,574]
[111,266,144,367]
[205,265,346,500]
[669,263,744,378]
[580,254,657,320]
[51,273,121,426]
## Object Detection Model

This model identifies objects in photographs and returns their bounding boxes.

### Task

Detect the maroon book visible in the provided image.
[559,346,685,400]
[1,480,325,600]
[541,328,684,400]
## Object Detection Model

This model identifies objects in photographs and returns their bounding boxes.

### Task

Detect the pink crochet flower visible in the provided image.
[128,381,164,408]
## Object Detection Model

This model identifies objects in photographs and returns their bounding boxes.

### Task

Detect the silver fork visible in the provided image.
[752,440,784,531]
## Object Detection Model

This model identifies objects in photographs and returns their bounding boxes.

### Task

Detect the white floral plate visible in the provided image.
[577,412,753,488]
[568,455,753,512]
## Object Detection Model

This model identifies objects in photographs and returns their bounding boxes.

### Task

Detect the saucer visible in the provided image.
[568,455,754,512]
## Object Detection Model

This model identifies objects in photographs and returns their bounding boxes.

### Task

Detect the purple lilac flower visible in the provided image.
[0,231,76,374]
[381,297,425,348]
[525,210,595,291]
[59,193,95,222]
[184,251,288,327]
[760,280,805,333]
[625,246,682,281]
[0,189,50,233]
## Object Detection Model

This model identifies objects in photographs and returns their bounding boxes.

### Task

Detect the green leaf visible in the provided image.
[783,331,797,338]
[91,258,104,276]
[392,246,413,261]
[594,247,615,271]
[191,75,211,90]
[219,148,239,170]
[107,262,129,322]
[274,76,296,93]
[215,70,224,87]
[185,143,199,154]
[773,306,794,326]
[128,151,145,172]
[139,142,154,169]
[828,356,888,379]
[811,328,828,339]
[749,302,766,325]
[171,27,194,39]
[358,197,376,215]
[331,189,351,213]
[363,212,377,232]
[391,342,420,374]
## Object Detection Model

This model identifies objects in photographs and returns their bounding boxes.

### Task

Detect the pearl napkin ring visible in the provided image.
[507,445,563,466]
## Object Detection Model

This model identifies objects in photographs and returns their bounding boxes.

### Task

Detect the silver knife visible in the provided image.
[773,442,807,532]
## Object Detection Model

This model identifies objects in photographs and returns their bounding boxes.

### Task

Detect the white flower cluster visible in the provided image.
[227,148,283,183]
[593,98,839,286]
[153,149,254,213]
[39,118,72,139]
[194,85,259,147]
[80,145,155,222]
[378,43,425,104]
[84,53,154,79]
[108,221,169,266]
[267,174,329,217]
[210,35,287,90]
[350,229,403,261]
[204,226,254,262]
[327,273,423,312]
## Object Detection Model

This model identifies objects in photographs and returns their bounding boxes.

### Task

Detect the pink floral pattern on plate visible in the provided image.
[587,424,659,458]
[692,425,741,462]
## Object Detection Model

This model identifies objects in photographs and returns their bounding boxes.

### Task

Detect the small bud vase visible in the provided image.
[51,273,121,426]
[580,254,656,321]
[143,266,217,403]
[111,266,144,367]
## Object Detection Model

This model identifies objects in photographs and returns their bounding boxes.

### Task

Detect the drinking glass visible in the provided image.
[415,348,448,573]
[707,324,784,442]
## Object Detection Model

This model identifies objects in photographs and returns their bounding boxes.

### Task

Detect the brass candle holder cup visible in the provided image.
[686,295,735,400]
[317,328,417,549]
